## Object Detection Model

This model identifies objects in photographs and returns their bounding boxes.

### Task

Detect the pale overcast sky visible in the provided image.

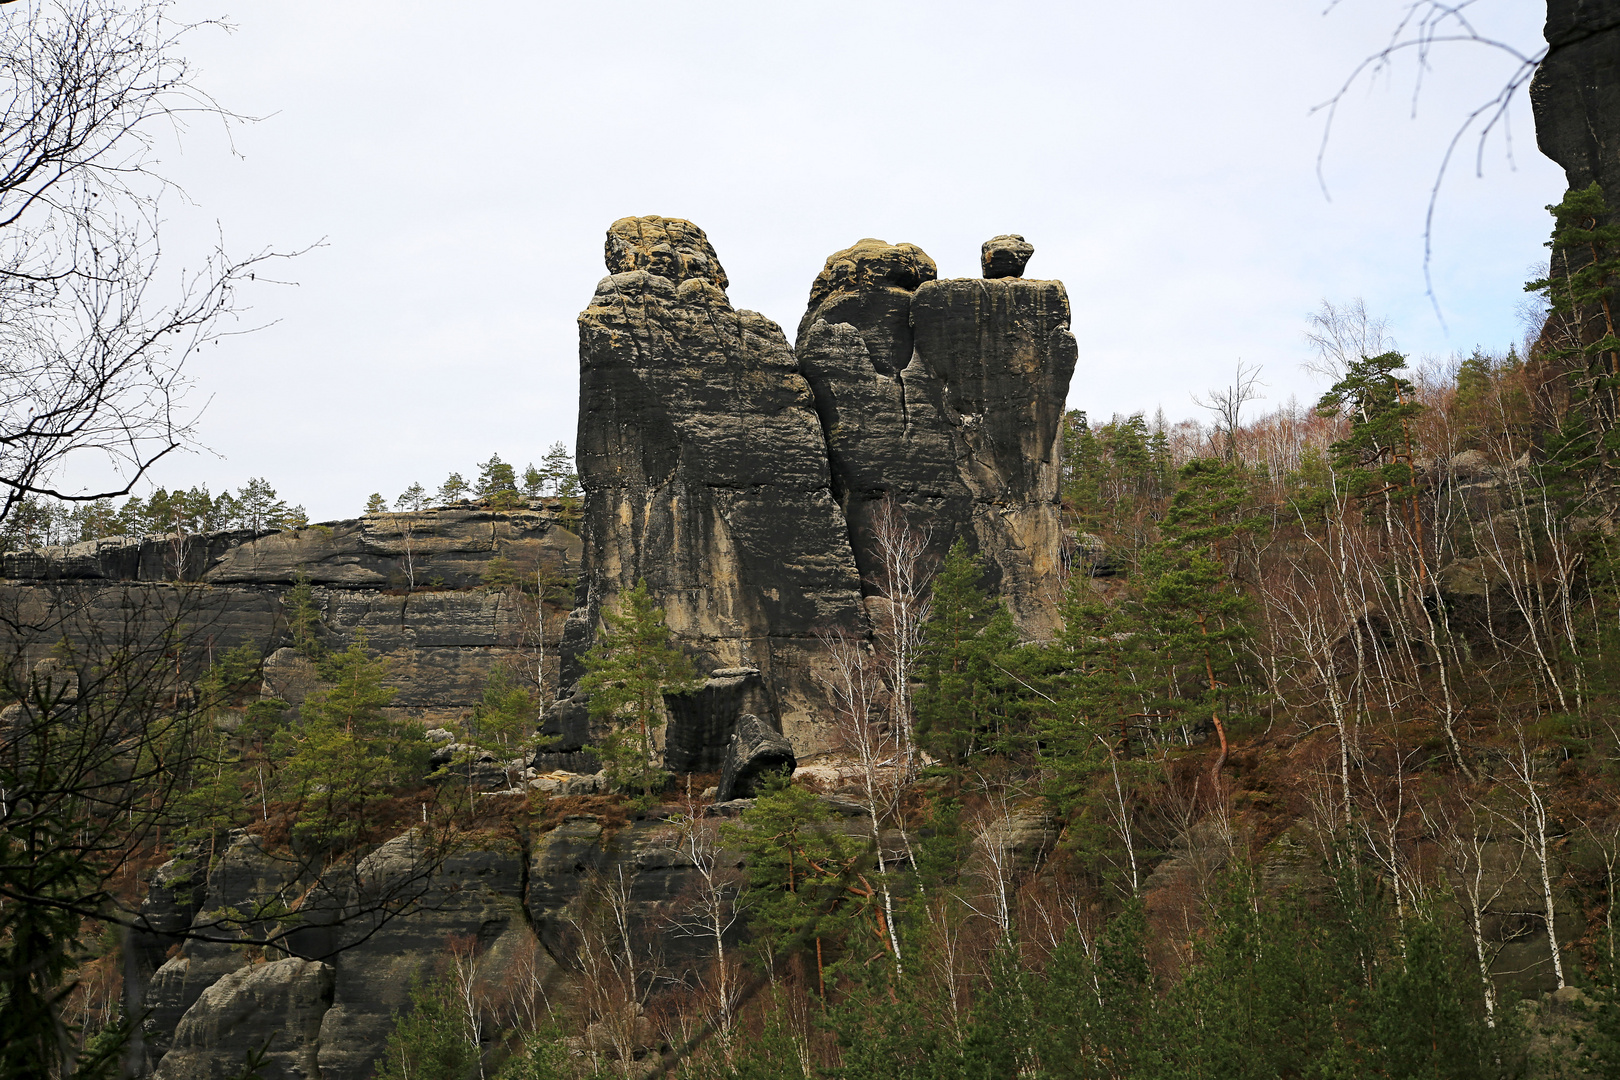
[136,1,1558,522]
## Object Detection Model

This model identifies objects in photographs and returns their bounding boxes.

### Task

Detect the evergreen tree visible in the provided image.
[233,477,290,531]
[1033,901,1166,1079]
[1135,458,1257,783]
[1316,350,1426,506]
[272,635,425,847]
[915,539,1024,767]
[396,482,428,512]
[538,442,579,499]
[364,492,387,515]
[574,581,699,800]
[475,453,518,500]
[438,472,469,504]
[467,663,542,758]
[724,772,860,986]
[520,462,545,498]
[371,972,478,1080]
[283,573,325,659]
[1060,409,1103,512]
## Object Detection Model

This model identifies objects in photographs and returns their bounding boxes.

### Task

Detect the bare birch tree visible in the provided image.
[868,498,932,780]
[0,0,296,520]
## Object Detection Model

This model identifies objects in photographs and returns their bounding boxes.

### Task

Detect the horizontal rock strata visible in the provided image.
[0,504,580,729]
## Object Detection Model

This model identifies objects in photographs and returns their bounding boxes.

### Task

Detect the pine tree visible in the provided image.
[1135,458,1257,786]
[915,540,1023,766]
[371,972,478,1080]
[475,453,518,502]
[272,635,425,847]
[468,663,539,756]
[395,482,427,512]
[520,463,544,498]
[723,772,860,990]
[438,472,469,504]
[1316,350,1426,505]
[574,581,699,800]
[233,477,290,531]
[283,573,324,659]
[538,442,578,498]
[364,493,387,515]
[1038,569,1153,888]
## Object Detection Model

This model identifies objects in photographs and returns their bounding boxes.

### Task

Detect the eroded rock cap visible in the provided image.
[604,215,728,289]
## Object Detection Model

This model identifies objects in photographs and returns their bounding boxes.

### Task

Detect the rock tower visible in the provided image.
[558,216,1077,759]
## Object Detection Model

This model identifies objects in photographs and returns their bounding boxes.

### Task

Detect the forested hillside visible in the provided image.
[4,1,1616,1076]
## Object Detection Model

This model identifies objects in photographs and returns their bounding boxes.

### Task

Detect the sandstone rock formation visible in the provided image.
[0,504,580,729]
[563,218,1078,761]
[1532,0,1620,197]
[795,236,1077,637]
[980,234,1034,278]
[717,713,797,801]
[563,216,866,753]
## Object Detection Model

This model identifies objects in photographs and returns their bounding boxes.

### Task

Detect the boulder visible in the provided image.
[716,714,796,801]
[663,667,773,773]
[144,832,301,1062]
[154,958,334,1080]
[529,770,604,796]
[980,234,1034,279]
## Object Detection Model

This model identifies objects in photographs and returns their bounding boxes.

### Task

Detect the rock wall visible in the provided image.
[1532,0,1620,198]
[797,236,1076,638]
[0,504,581,729]
[136,812,750,1080]
[563,218,1077,757]
[564,217,869,754]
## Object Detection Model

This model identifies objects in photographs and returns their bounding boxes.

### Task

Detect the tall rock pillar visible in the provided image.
[795,235,1077,638]
[560,217,865,754]
[1532,0,1620,197]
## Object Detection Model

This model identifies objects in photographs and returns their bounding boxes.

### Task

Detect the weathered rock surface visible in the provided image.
[0,504,581,729]
[564,221,1078,761]
[980,234,1034,279]
[1532,0,1620,199]
[143,832,301,1061]
[796,237,1077,638]
[663,667,773,773]
[154,958,333,1080]
[717,713,797,800]
[564,215,867,754]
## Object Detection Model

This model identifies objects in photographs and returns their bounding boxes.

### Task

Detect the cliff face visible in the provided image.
[0,505,581,729]
[138,813,730,1080]
[564,217,868,754]
[797,239,1076,638]
[1532,0,1620,196]
[563,218,1077,755]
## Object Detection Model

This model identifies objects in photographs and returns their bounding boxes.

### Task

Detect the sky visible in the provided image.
[128,0,1562,522]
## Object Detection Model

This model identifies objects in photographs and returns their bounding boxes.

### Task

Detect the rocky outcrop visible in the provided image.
[1532,0,1620,198]
[980,234,1034,279]
[564,219,1077,760]
[664,667,773,774]
[153,958,333,1080]
[0,504,581,730]
[564,216,868,754]
[135,805,796,1080]
[795,234,1076,637]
